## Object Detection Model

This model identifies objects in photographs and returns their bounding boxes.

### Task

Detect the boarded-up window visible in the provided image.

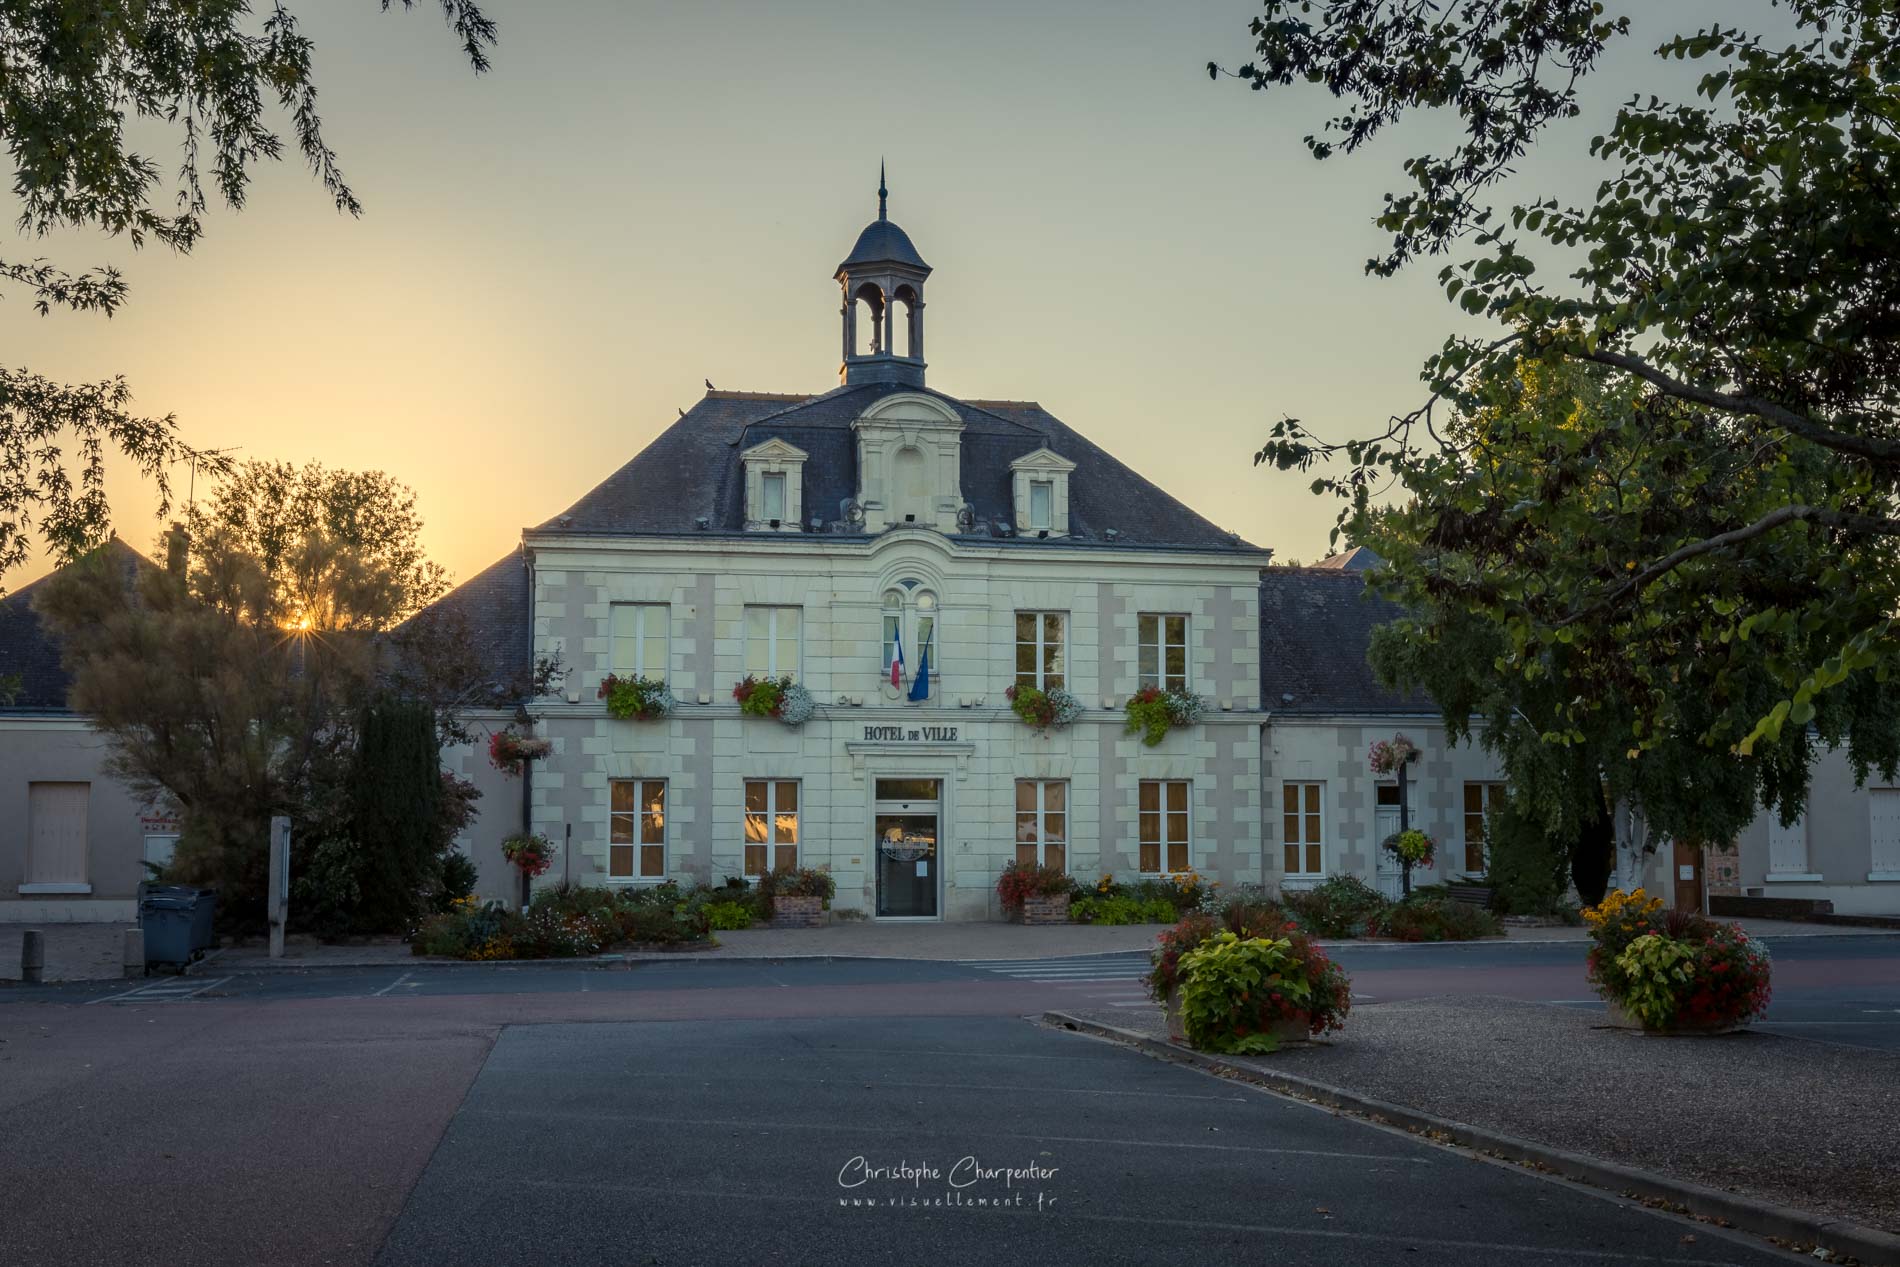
[1767,813,1810,875]
[1870,789,1900,875]
[26,782,90,887]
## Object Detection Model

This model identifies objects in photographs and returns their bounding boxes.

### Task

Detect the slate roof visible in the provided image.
[1258,566,1431,715]
[393,548,531,702]
[1312,546,1383,571]
[838,218,929,274]
[534,384,1258,554]
[0,538,153,712]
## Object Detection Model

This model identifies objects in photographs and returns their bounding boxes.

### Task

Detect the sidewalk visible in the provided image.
[194,915,1895,972]
[0,923,133,983]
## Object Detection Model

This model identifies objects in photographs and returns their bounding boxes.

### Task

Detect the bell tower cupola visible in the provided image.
[837,163,930,388]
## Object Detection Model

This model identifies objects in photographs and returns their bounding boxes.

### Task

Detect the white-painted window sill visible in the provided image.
[1763,873,1825,884]
[1868,871,1900,883]
[17,883,93,895]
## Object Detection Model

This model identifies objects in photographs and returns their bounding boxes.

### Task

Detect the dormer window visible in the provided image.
[741,438,808,532]
[1009,447,1077,538]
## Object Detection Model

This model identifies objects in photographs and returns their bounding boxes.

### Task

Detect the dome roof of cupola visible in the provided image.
[837,218,929,274]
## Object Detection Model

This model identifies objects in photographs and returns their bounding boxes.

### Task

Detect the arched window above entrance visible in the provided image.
[881,580,940,697]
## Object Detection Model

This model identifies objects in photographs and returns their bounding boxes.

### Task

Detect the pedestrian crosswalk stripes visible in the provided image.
[959,953,1151,984]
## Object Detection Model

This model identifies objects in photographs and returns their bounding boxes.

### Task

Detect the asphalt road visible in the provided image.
[4,941,1890,1265]
[10,933,1897,1049]
[371,1016,1800,1267]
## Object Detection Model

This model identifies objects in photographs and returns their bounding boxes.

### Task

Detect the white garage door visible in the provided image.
[26,781,91,888]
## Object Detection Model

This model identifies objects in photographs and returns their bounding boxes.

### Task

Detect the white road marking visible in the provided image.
[86,976,230,1005]
[372,971,413,997]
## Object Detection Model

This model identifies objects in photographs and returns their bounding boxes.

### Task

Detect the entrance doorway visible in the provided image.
[1673,838,1705,913]
[874,778,940,918]
[1374,785,1402,901]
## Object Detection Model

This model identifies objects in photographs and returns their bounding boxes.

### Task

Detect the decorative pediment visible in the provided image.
[741,437,809,464]
[1008,446,1076,475]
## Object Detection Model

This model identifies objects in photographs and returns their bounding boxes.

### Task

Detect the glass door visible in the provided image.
[874,779,940,918]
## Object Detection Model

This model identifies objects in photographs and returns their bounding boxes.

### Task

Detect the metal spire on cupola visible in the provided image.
[878,159,888,221]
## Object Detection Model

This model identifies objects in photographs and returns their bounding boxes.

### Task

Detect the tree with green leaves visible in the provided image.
[1226,0,1900,828]
[37,464,470,916]
[1,2,497,590]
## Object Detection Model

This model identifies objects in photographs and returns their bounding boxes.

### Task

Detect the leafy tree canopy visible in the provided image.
[1,2,496,589]
[1230,1,1900,779]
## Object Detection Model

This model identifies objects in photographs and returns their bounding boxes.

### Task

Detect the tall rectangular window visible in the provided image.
[744,606,802,680]
[1138,780,1191,874]
[1462,782,1505,873]
[761,471,786,521]
[1137,614,1188,691]
[610,603,669,679]
[744,780,800,876]
[1282,781,1324,877]
[1029,480,1053,531]
[1015,780,1067,872]
[1014,611,1065,690]
[609,779,667,880]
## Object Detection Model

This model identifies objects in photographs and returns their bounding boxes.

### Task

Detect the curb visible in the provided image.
[1043,1010,1900,1267]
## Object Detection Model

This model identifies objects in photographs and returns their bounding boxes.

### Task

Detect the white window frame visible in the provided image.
[744,779,801,877]
[1028,479,1054,531]
[760,471,787,522]
[1014,610,1066,691]
[745,605,802,681]
[610,603,670,680]
[608,778,668,881]
[882,585,940,691]
[1138,779,1192,876]
[1461,781,1505,875]
[1014,779,1068,871]
[1137,613,1189,692]
[1282,780,1326,879]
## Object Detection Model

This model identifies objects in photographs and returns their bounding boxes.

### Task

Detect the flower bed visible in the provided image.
[598,673,675,721]
[1122,686,1204,746]
[1067,871,1208,924]
[997,860,1071,922]
[758,865,836,926]
[1584,888,1772,1033]
[411,881,721,959]
[1145,913,1351,1053]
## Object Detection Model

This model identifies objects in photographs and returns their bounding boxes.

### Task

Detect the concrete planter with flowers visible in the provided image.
[997,861,1071,924]
[758,865,836,929]
[1585,888,1771,1036]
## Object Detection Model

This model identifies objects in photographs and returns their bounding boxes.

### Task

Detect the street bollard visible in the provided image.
[123,927,145,979]
[21,929,45,984]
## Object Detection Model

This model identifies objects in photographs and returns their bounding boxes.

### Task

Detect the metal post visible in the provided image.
[1397,756,1413,897]
[267,816,290,959]
[20,929,44,984]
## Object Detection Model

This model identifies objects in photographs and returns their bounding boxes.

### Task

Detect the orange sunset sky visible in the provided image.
[0,1,1728,596]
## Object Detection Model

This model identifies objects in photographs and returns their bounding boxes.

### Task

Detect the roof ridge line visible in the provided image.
[704,389,816,402]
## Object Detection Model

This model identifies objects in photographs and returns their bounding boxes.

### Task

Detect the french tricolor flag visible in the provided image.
[890,627,904,689]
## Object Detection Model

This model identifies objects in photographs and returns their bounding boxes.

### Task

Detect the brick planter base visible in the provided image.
[770,895,827,928]
[1016,893,1072,926]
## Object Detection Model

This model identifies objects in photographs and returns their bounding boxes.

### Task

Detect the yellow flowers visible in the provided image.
[1583,887,1662,930]
[1172,869,1203,894]
[1095,872,1116,895]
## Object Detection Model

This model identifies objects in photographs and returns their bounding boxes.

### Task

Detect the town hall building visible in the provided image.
[432,179,1273,918]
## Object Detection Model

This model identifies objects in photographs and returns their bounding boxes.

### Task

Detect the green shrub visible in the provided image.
[1283,875,1390,938]
[1483,800,1574,916]
[1175,930,1352,1054]
[294,837,365,939]
[617,901,711,945]
[434,851,479,913]
[1069,894,1178,925]
[1377,897,1502,942]
[703,900,753,930]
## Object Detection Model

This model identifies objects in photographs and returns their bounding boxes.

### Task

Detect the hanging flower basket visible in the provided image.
[501,832,556,878]
[599,673,675,721]
[487,727,553,776]
[1004,684,1082,732]
[1381,829,1436,870]
[1123,686,1205,747]
[732,675,816,726]
[1368,734,1419,774]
